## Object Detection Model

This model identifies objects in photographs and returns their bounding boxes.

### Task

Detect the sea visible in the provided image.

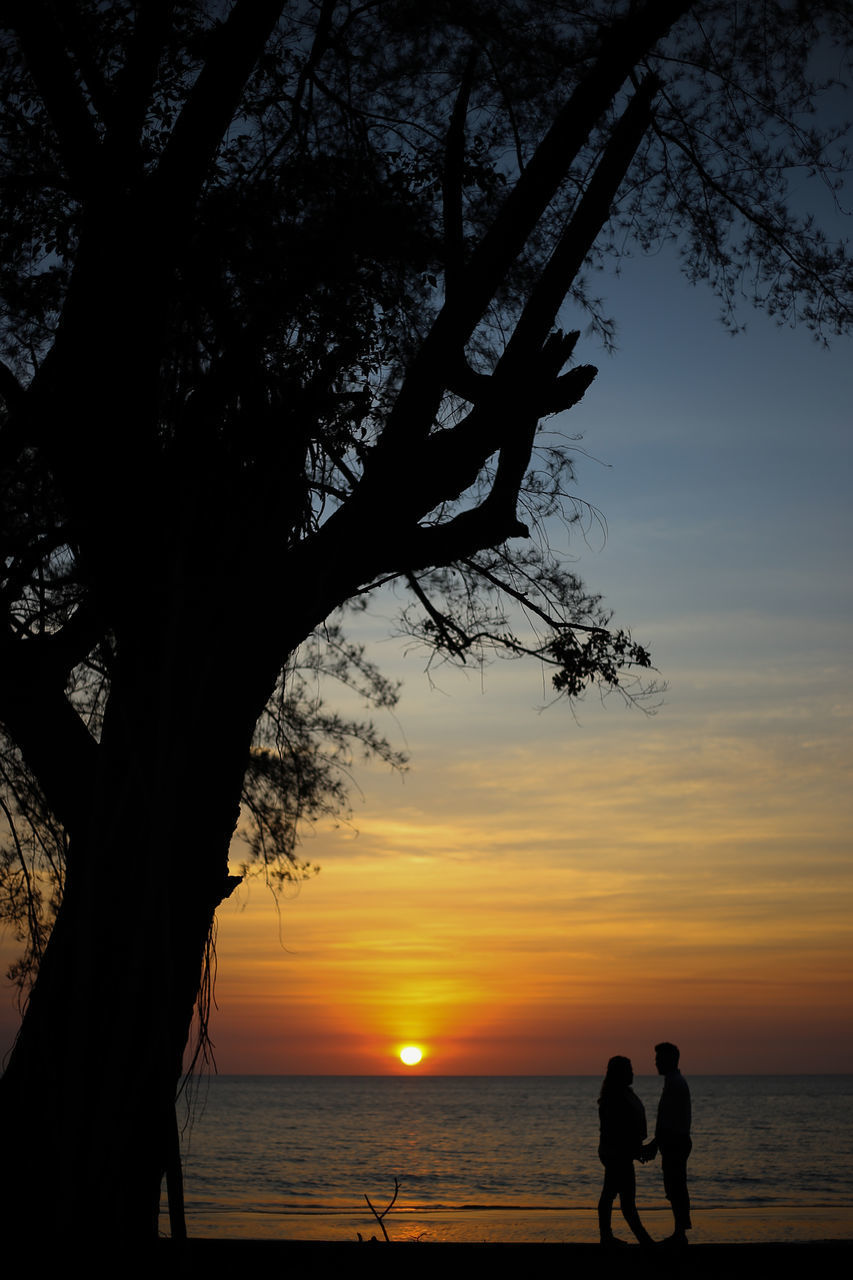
[176,1075,853,1244]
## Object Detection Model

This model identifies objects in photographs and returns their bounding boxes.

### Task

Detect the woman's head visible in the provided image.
[601,1054,633,1092]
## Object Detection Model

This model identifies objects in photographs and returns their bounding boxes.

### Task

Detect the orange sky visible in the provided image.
[205,626,853,1075]
[1,256,851,1077]
[203,253,853,1078]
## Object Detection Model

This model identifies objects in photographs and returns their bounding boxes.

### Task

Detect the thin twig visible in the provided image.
[364,1177,399,1242]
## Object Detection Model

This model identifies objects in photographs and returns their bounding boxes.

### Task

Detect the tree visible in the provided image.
[0,0,850,1247]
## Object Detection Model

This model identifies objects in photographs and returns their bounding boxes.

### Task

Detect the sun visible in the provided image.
[399,1045,423,1066]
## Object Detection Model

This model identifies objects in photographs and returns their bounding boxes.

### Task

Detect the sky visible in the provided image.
[2,175,852,1085]
[186,241,851,1077]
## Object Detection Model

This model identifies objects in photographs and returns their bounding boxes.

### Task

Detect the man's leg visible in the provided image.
[661,1139,692,1240]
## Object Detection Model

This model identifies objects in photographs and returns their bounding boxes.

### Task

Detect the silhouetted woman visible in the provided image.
[597,1055,654,1247]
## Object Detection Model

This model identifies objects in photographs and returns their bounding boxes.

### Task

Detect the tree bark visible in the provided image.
[0,612,279,1246]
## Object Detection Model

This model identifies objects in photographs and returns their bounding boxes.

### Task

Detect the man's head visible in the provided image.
[655,1041,680,1074]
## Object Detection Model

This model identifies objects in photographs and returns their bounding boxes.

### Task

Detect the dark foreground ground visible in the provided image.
[148,1238,852,1278]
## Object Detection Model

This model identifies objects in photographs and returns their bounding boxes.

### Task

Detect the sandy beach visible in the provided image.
[183,1204,853,1246]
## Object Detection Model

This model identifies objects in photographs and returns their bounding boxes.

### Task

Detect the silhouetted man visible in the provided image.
[643,1041,691,1245]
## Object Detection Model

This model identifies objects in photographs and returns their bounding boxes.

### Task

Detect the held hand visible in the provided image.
[639,1141,658,1163]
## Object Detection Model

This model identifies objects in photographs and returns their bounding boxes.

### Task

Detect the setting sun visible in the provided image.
[399,1045,423,1066]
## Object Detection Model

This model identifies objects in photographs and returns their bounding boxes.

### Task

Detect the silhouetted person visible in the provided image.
[597,1055,655,1247]
[642,1041,692,1245]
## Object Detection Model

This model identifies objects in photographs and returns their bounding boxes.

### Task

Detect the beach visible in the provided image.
[155,1237,853,1280]
[180,1075,853,1252]
[183,1204,853,1246]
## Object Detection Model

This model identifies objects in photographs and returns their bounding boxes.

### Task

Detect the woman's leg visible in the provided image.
[598,1162,618,1241]
[618,1163,655,1245]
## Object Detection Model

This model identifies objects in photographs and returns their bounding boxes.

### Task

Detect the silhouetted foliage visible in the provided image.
[0,0,850,1245]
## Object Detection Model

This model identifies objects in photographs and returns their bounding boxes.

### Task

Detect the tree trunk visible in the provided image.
[0,618,277,1248]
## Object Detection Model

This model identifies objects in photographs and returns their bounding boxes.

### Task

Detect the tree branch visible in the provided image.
[0,666,98,841]
[106,1,175,162]
[377,0,693,450]
[498,73,662,373]
[653,108,853,329]
[405,573,471,659]
[50,2,114,124]
[0,359,25,411]
[396,499,530,573]
[443,49,478,299]
[5,0,103,193]
[388,77,658,540]
[152,0,287,213]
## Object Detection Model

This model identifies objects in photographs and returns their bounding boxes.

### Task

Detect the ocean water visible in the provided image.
[177,1075,853,1242]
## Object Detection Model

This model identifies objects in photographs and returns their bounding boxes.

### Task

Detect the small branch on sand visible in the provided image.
[363,1177,400,1242]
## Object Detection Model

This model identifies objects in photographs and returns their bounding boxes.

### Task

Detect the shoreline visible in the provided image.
[181,1204,853,1246]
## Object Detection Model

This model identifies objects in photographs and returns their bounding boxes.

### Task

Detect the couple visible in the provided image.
[597,1042,692,1248]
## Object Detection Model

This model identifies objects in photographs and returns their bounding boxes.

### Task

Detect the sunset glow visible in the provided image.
[181,675,852,1075]
[179,256,852,1080]
[1,254,850,1081]
[400,1046,424,1066]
